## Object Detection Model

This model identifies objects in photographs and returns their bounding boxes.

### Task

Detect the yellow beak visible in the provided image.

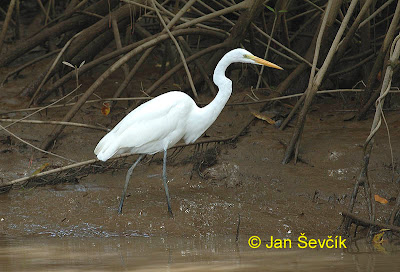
[248,55,283,70]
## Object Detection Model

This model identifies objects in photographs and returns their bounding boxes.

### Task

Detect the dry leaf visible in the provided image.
[251,110,275,125]
[374,194,388,204]
[372,229,389,253]
[101,102,111,116]
[372,229,389,244]
[377,70,382,81]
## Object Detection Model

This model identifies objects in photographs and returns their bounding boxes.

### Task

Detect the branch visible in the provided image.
[344,33,400,233]
[0,119,108,132]
[282,0,357,164]
[0,0,17,53]
[342,211,400,233]
[0,49,61,86]
[40,28,226,151]
[152,0,199,99]
[0,123,75,163]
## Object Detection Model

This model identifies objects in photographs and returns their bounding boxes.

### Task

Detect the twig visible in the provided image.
[0,0,17,53]
[0,119,108,131]
[178,36,217,95]
[0,6,16,26]
[286,7,318,22]
[111,17,129,78]
[255,9,277,89]
[280,0,333,131]
[359,0,396,29]
[174,1,248,30]
[252,24,315,69]
[3,88,369,115]
[26,0,89,39]
[282,0,358,164]
[342,211,400,233]
[0,123,75,163]
[329,54,375,77]
[152,0,199,100]
[345,33,400,234]
[37,28,225,105]
[28,32,82,106]
[3,134,239,188]
[2,157,99,187]
[197,0,235,26]
[15,0,20,39]
[358,0,400,119]
[0,97,150,115]
[303,0,343,26]
[235,213,241,242]
[379,108,394,180]
[35,0,50,23]
[41,30,221,151]
[389,190,400,225]
[112,48,154,102]
[126,42,227,112]
[158,4,218,95]
[0,49,61,86]
[1,85,81,130]
[153,0,228,35]
[76,10,105,19]
[289,12,320,43]
[254,37,299,64]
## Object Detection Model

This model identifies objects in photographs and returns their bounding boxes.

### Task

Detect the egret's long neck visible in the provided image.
[199,56,232,124]
[184,54,236,143]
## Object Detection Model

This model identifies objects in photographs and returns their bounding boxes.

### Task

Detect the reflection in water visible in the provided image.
[0,236,399,271]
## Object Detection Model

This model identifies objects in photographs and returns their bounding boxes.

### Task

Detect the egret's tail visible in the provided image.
[94,133,119,161]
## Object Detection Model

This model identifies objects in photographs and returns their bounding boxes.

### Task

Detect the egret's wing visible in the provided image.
[95,92,193,161]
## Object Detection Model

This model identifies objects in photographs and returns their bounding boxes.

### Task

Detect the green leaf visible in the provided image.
[278,9,288,13]
[265,5,275,13]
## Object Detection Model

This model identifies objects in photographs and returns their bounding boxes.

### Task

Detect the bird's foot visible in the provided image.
[168,207,174,218]
[118,199,124,215]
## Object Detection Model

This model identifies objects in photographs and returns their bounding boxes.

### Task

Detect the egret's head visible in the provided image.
[226,48,283,70]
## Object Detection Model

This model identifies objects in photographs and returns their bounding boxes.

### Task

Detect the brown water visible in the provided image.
[1,235,400,271]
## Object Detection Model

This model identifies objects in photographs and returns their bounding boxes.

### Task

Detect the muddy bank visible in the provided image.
[0,75,399,238]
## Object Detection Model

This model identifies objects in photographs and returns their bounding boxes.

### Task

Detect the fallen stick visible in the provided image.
[341,211,400,233]
[2,136,236,188]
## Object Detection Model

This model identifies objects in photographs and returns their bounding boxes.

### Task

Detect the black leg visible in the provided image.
[118,155,144,214]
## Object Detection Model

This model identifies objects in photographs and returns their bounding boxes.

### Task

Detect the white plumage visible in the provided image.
[95,92,196,160]
[94,48,282,215]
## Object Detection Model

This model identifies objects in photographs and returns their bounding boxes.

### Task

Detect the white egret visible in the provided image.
[94,48,282,216]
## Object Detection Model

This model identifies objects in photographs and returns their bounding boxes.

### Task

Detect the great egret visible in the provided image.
[94,48,282,216]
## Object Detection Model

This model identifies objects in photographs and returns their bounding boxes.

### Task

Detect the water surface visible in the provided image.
[1,236,399,271]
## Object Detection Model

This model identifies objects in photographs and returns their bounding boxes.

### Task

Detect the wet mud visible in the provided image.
[0,59,399,240]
